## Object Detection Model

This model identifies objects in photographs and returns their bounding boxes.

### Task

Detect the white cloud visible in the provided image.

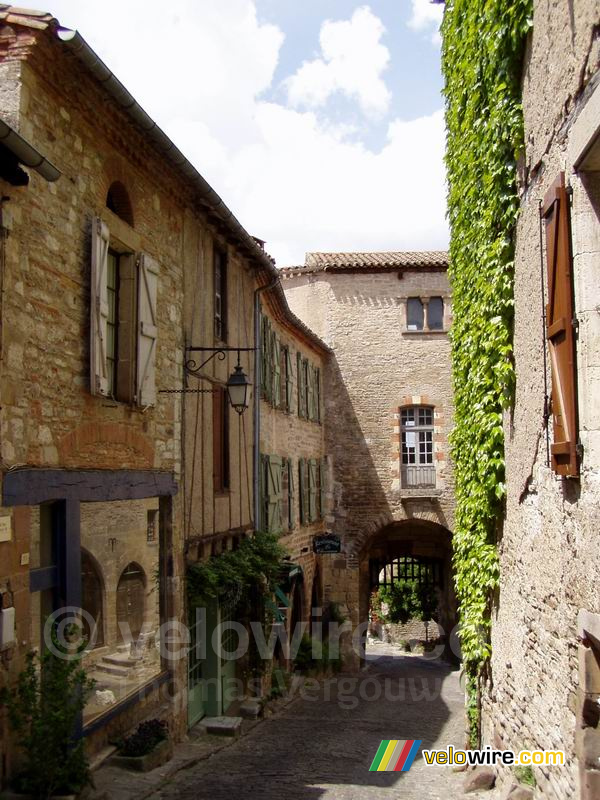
[286,6,391,117]
[408,0,444,45]
[39,1,447,265]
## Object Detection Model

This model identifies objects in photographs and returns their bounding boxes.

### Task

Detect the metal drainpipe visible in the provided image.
[253,276,280,531]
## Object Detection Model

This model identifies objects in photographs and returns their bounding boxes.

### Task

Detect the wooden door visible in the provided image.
[116,563,145,642]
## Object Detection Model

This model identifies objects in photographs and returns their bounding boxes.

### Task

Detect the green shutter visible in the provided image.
[261,315,271,401]
[320,456,327,518]
[266,454,283,534]
[288,457,295,530]
[297,352,304,417]
[272,334,281,408]
[285,347,293,413]
[307,364,314,420]
[315,368,321,423]
[298,458,306,524]
[259,453,267,531]
[308,458,317,522]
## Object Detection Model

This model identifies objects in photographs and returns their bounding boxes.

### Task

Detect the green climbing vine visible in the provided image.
[440,0,532,731]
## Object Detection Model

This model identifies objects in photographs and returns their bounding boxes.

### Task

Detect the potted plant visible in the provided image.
[0,644,95,799]
[111,720,172,772]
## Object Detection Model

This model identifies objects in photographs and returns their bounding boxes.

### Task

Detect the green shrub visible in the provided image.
[514,765,536,787]
[0,645,95,797]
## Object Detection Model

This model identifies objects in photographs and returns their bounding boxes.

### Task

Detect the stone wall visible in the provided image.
[259,297,329,623]
[480,3,600,799]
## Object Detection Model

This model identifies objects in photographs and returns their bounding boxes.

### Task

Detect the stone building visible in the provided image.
[282,252,456,665]
[0,5,333,782]
[474,3,600,798]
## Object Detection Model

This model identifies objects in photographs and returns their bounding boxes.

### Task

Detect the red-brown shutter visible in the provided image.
[213,386,224,492]
[543,172,579,477]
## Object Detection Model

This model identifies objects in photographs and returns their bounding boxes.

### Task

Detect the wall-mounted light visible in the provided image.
[227,362,251,415]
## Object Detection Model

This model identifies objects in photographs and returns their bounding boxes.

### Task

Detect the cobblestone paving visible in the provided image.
[148,644,489,800]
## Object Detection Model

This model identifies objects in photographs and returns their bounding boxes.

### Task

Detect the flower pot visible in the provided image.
[110,738,173,773]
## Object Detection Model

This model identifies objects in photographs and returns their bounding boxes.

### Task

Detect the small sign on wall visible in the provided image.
[0,516,12,543]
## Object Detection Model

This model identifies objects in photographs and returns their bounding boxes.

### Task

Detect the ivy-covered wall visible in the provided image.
[440,0,532,688]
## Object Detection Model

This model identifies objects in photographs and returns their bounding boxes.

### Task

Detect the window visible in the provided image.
[401,406,435,488]
[427,297,444,330]
[214,247,227,341]
[106,250,119,397]
[90,216,158,406]
[213,386,230,492]
[407,297,424,330]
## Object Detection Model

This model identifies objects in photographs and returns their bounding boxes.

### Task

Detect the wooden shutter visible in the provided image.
[213,386,224,492]
[272,333,281,408]
[286,348,294,412]
[320,456,327,518]
[259,454,267,531]
[298,458,306,524]
[307,364,315,420]
[297,352,304,417]
[543,172,579,477]
[315,368,321,423]
[262,316,272,403]
[288,458,295,530]
[136,253,159,407]
[90,217,110,396]
[267,455,283,534]
[308,458,317,522]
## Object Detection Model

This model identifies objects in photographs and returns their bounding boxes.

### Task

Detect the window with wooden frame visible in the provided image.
[319,457,327,518]
[543,172,579,477]
[213,386,230,493]
[281,345,291,412]
[407,297,424,330]
[401,406,435,488]
[214,246,227,341]
[90,216,158,406]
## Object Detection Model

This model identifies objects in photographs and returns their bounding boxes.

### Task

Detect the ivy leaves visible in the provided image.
[441,0,532,677]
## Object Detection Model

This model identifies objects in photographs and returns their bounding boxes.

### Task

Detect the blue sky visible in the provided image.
[34,1,447,264]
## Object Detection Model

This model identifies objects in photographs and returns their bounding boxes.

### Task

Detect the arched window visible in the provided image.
[106,180,134,227]
[81,550,105,648]
[116,562,146,642]
[401,406,435,488]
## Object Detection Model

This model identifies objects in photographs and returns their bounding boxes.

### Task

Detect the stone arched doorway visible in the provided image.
[81,549,105,648]
[358,519,457,658]
[116,562,146,643]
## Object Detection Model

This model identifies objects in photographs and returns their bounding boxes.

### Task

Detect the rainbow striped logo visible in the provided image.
[369,739,422,772]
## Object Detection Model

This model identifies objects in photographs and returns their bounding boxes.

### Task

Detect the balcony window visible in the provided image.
[401,406,435,488]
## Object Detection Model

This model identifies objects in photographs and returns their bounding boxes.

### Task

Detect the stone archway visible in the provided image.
[357,519,457,658]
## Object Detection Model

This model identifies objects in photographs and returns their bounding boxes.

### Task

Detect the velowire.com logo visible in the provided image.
[369,739,422,772]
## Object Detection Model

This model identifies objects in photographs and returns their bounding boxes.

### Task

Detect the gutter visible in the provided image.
[0,118,61,182]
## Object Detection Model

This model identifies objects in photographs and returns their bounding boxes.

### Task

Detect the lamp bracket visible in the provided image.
[185,346,256,378]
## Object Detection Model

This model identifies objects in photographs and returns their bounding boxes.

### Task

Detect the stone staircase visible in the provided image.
[89,645,141,687]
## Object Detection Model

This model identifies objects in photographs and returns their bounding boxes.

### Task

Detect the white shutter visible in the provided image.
[90,217,110,396]
[136,252,159,406]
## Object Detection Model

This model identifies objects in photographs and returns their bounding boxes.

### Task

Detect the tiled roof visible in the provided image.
[304,251,448,270]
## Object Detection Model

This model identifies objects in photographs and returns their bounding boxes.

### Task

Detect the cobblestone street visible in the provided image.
[144,644,486,800]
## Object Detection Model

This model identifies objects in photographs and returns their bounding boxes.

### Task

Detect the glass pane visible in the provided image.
[418,407,433,426]
[428,296,444,330]
[402,408,415,426]
[80,498,162,728]
[407,298,424,330]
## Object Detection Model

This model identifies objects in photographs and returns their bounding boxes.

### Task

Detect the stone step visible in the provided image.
[199,716,243,737]
[96,662,130,678]
[239,699,262,719]
[103,653,138,667]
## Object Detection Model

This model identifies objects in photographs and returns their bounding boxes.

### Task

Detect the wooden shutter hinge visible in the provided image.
[576,442,584,460]
[572,316,580,336]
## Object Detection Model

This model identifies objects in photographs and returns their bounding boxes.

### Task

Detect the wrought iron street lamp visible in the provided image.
[183,346,255,414]
[226,361,251,414]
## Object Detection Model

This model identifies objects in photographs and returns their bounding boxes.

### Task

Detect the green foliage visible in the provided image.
[376,582,438,625]
[441,0,532,685]
[0,646,95,797]
[514,764,536,787]
[269,666,292,699]
[186,531,287,609]
[293,634,341,675]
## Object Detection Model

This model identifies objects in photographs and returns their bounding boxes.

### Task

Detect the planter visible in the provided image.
[110,738,173,772]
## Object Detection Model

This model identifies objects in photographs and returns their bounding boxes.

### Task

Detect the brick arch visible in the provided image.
[58,423,154,469]
[345,508,450,559]
[99,156,138,224]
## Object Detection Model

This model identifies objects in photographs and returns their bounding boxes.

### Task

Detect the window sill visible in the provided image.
[402,330,448,337]
[399,488,442,499]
